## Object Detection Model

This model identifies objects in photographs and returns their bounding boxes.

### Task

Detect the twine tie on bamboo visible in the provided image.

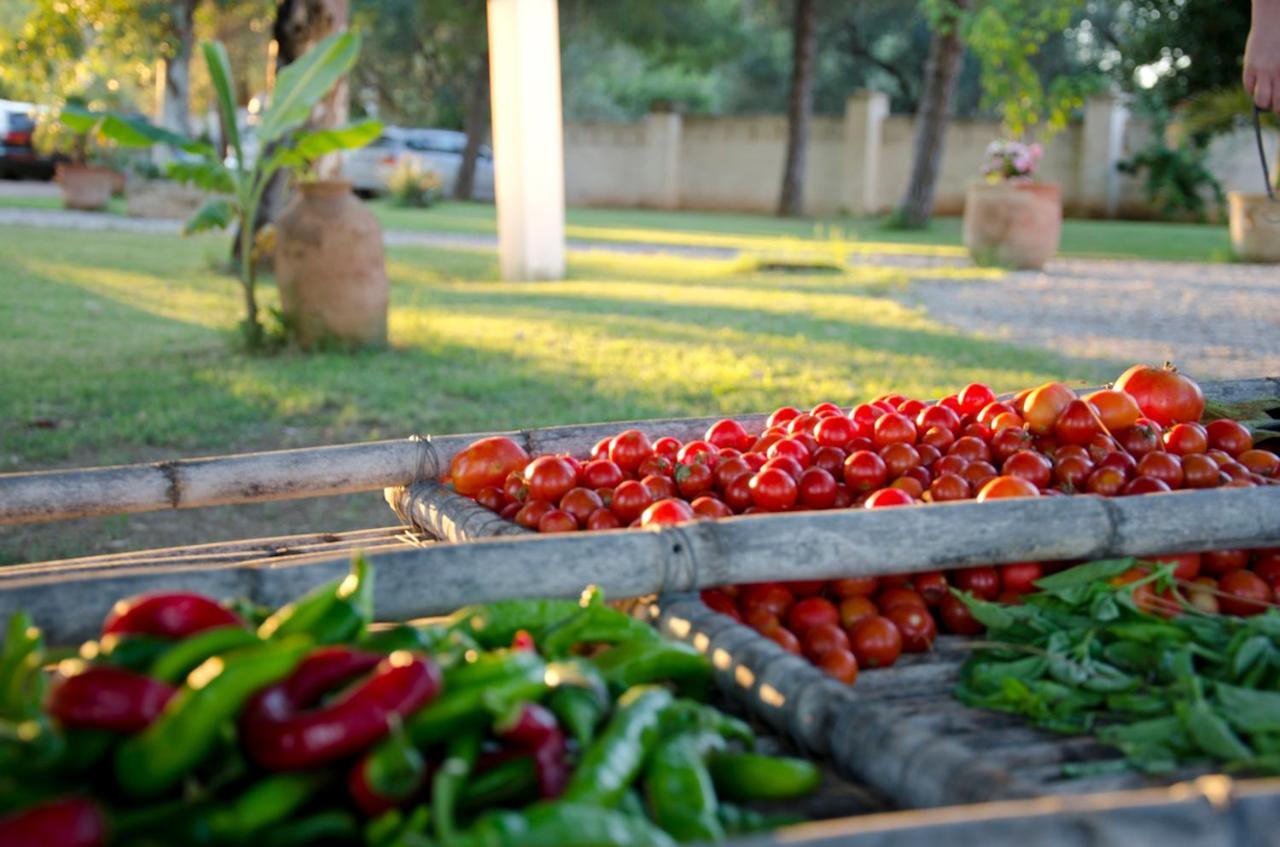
[408,435,443,483]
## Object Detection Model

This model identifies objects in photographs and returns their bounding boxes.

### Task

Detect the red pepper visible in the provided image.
[533,728,569,799]
[511,629,536,652]
[496,703,568,799]
[0,797,107,847]
[242,648,441,771]
[47,666,176,733]
[496,702,559,748]
[102,592,243,639]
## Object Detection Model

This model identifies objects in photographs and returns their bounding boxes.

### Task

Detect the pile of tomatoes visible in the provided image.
[443,362,1278,683]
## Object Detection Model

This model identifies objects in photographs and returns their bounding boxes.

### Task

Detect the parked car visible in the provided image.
[343,126,494,200]
[0,100,59,180]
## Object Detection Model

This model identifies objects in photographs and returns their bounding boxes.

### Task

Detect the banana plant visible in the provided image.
[71,31,380,349]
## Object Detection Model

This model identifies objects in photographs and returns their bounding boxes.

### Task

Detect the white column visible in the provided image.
[642,109,681,209]
[487,0,566,281]
[1079,93,1129,218]
[842,90,888,216]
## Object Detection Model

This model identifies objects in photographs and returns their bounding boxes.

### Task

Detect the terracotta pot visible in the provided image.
[1227,192,1280,263]
[274,180,388,349]
[963,181,1062,270]
[56,163,116,211]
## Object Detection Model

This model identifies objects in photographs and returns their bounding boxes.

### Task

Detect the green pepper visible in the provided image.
[660,700,754,749]
[716,803,804,835]
[539,594,659,657]
[259,556,370,644]
[260,809,360,847]
[90,634,172,673]
[359,624,439,655]
[447,599,581,649]
[0,612,45,719]
[589,640,710,697]
[405,668,547,749]
[458,802,678,847]
[447,650,546,691]
[562,686,674,807]
[197,772,328,841]
[114,637,312,797]
[433,731,481,845]
[643,731,725,843]
[545,660,611,748]
[53,728,115,775]
[150,625,261,684]
[707,752,821,801]
[461,756,539,812]
[366,805,432,847]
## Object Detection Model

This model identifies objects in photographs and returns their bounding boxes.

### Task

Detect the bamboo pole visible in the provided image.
[4,485,1277,643]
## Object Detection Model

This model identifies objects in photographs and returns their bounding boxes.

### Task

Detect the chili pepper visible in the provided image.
[359,623,439,655]
[660,700,755,749]
[447,599,581,649]
[643,730,726,844]
[460,756,538,812]
[102,592,243,639]
[511,629,536,652]
[706,752,821,801]
[0,612,45,720]
[244,648,440,772]
[404,674,548,750]
[0,796,107,847]
[432,731,480,845]
[446,649,546,691]
[562,685,675,807]
[540,594,659,658]
[532,728,569,799]
[589,640,711,697]
[259,555,370,643]
[150,625,261,684]
[496,702,559,748]
[366,805,431,847]
[46,663,176,733]
[202,772,328,841]
[114,636,311,797]
[260,809,359,847]
[544,659,610,748]
[458,802,678,847]
[348,723,429,816]
[716,803,804,835]
[53,728,115,776]
[87,633,172,673]
[617,788,647,821]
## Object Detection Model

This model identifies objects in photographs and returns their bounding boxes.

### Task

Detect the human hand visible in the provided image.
[1245,1,1280,114]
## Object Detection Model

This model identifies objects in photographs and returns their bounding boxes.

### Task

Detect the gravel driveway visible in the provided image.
[894,258,1280,380]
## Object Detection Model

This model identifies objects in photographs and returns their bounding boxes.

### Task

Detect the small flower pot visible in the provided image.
[56,163,116,211]
[962,181,1062,270]
[1227,192,1280,263]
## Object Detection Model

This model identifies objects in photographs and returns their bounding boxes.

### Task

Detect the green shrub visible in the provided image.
[387,158,443,208]
[1117,142,1225,222]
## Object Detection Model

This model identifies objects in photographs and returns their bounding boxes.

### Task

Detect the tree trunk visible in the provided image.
[895,0,972,228]
[161,0,198,138]
[454,51,490,201]
[777,0,817,218]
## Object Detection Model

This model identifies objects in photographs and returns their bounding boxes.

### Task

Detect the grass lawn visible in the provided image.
[1,225,1109,563]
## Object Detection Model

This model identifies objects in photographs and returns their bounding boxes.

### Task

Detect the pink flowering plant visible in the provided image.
[982,140,1043,182]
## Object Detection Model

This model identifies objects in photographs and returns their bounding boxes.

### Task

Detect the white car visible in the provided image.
[343,127,494,200]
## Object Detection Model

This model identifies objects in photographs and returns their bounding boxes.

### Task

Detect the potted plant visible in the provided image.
[129,33,383,349]
[39,109,124,211]
[962,140,1062,270]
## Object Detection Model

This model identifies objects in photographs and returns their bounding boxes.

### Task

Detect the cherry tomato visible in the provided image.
[1163,423,1208,456]
[700,589,741,621]
[898,398,926,418]
[714,456,753,491]
[915,443,942,468]
[475,486,506,512]
[499,501,521,521]
[886,605,937,653]
[917,404,961,433]
[878,586,928,612]
[677,440,719,467]
[591,437,611,462]
[838,595,878,629]
[651,436,681,461]
[748,468,799,511]
[1202,549,1248,576]
[873,413,917,449]
[640,498,695,527]
[1251,550,1280,588]
[890,477,925,499]
[690,496,733,519]
[948,436,991,464]
[610,480,654,523]
[1022,382,1076,436]
[784,580,827,597]
[1181,454,1222,489]
[850,615,903,669]
[911,571,950,605]
[796,467,839,509]
[721,473,754,512]
[818,648,859,683]
[1085,389,1142,432]
[524,456,579,504]
[879,443,921,478]
[811,446,847,476]
[1124,476,1172,495]
[812,415,858,450]
[559,487,604,527]
[514,500,554,530]
[1002,450,1052,489]
[1114,364,1205,427]
[952,566,1000,600]
[705,419,751,452]
[811,401,844,416]
[934,454,969,477]
[1218,570,1272,616]
[843,451,888,493]
[990,427,1035,465]
[939,593,983,635]
[1201,419,1251,456]
[832,576,878,598]
[850,403,886,430]
[976,401,1017,428]
[637,455,674,479]
[762,455,805,482]
[581,459,624,490]
[586,507,622,531]
[1097,451,1137,480]
[921,425,957,452]
[961,461,999,489]
[864,488,915,508]
[1135,452,1182,489]
[786,414,819,437]
[1053,455,1093,490]
[786,596,839,635]
[503,470,529,504]
[767,406,801,428]
[801,621,850,661]
[641,474,677,501]
[958,383,996,416]
[998,561,1043,594]
[1117,421,1163,457]
[671,463,712,500]
[1054,399,1102,446]
[609,429,654,473]
[1085,466,1127,497]
[1238,449,1279,477]
[764,626,802,655]
[448,436,531,496]
[740,583,795,618]
[537,509,578,533]
[1149,552,1200,580]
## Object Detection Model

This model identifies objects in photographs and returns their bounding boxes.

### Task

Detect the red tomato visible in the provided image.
[921,425,957,452]
[833,483,854,508]
[990,427,1034,465]
[814,415,859,450]
[802,622,851,661]
[917,404,962,433]
[810,446,847,477]
[559,487,604,527]
[767,406,801,428]
[849,403,885,430]
[503,470,529,504]
[811,401,844,416]
[1086,466,1127,496]
[640,498,696,527]
[705,419,752,452]
[499,501,521,521]
[953,566,1000,600]
[714,456,753,490]
[1117,421,1163,457]
[1202,419,1252,456]
[748,468,799,511]
[784,580,827,597]
[591,437,611,461]
[637,455,675,479]
[1180,454,1222,489]
[700,589,741,621]
[581,459,625,490]
[948,436,991,464]
[786,597,839,635]
[764,627,802,655]
[960,461,998,489]
[976,475,1040,501]
[1114,363,1205,427]
[474,486,506,512]
[1149,552,1200,580]
[609,429,654,473]
[934,454,969,477]
[873,413,917,449]
[1202,549,1249,576]
[1021,382,1076,435]
[641,474,677,501]
[610,480,654,523]
[915,443,942,467]
[721,473,754,512]
[1124,476,1172,495]
[677,440,719,467]
[1239,449,1280,477]
[838,595,878,629]
[652,436,681,461]
[886,605,937,653]
[863,487,913,508]
[1218,570,1272,616]
[850,615,903,669]
[767,437,811,467]
[843,451,888,493]
[831,576,879,598]
[1252,550,1280,588]
[786,414,819,437]
[1085,388,1142,432]
[898,398,926,418]
[796,467,839,509]
[762,455,805,482]
[1097,451,1138,481]
[1163,423,1208,456]
[514,500,554,530]
[1135,452,1183,489]
[890,477,925,499]
[818,648,859,683]
[673,463,713,500]
[939,593,983,635]
[976,401,1017,428]
[524,456,579,504]
[878,586,928,612]
[448,437,531,497]
[690,496,733,519]
[537,509,578,533]
[999,561,1043,595]
[958,383,997,416]
[1001,450,1052,489]
[586,508,622,531]
[1053,455,1093,490]
[1054,399,1102,446]
[909,571,949,605]
[740,583,795,618]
